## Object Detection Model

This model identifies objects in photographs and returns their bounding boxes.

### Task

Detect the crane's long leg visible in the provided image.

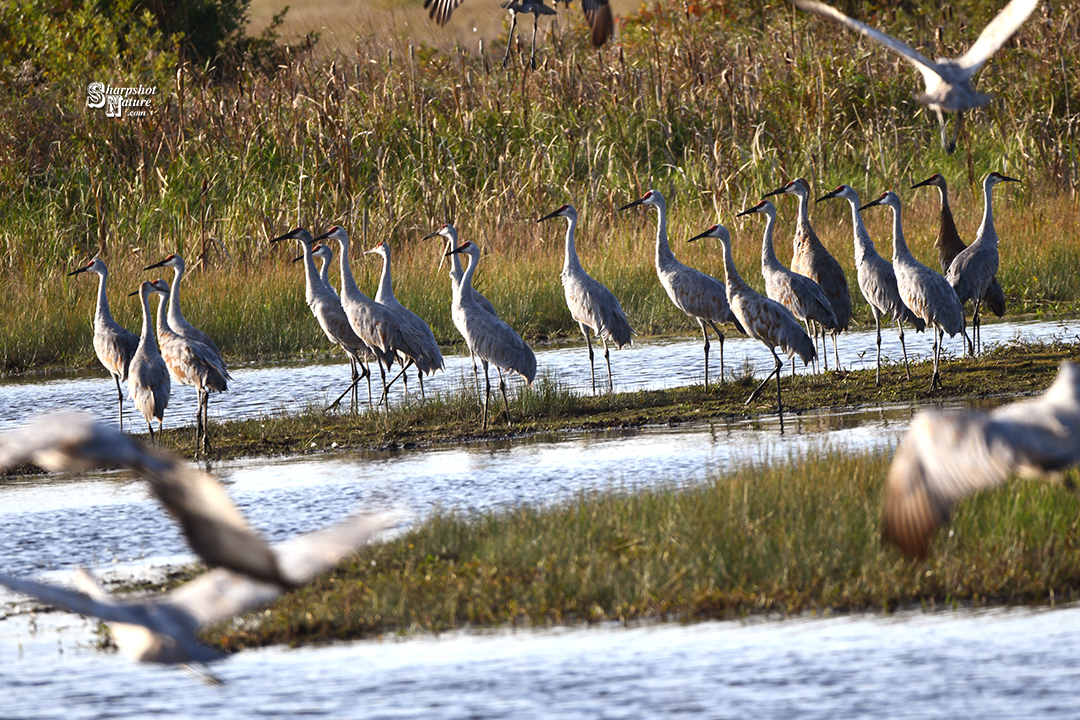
[873,309,882,386]
[746,348,782,405]
[972,299,982,355]
[896,318,911,380]
[418,369,425,401]
[114,375,124,432]
[328,359,370,412]
[832,329,841,371]
[802,320,816,374]
[698,318,710,390]
[497,367,512,427]
[601,337,613,393]
[501,11,518,68]
[201,389,213,456]
[772,348,785,433]
[580,322,596,395]
[481,360,491,431]
[707,320,726,384]
[470,349,482,400]
[349,357,359,412]
[930,325,943,390]
[819,323,828,372]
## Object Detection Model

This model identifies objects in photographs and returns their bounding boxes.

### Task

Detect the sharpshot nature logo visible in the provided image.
[86,81,157,118]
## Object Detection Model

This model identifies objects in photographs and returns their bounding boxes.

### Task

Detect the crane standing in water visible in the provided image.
[538,203,633,394]
[127,281,171,442]
[68,259,139,431]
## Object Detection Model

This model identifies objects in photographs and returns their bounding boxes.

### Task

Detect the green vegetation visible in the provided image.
[204,444,1080,651]
[3,0,1080,374]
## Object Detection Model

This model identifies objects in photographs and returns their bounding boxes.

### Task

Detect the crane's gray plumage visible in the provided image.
[148,279,229,455]
[305,243,370,408]
[619,189,744,389]
[860,191,965,389]
[688,222,814,426]
[943,172,1020,355]
[538,203,633,394]
[143,254,227,363]
[127,280,171,441]
[738,200,838,377]
[765,178,851,370]
[68,258,139,431]
[0,412,399,667]
[817,184,925,384]
[364,239,445,397]
[425,223,499,318]
[790,0,1039,152]
[446,241,536,429]
[911,172,1008,320]
[883,361,1080,558]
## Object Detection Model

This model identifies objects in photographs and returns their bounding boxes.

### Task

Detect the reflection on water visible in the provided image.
[0,318,1074,432]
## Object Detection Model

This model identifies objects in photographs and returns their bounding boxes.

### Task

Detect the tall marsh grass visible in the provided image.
[4,0,1080,373]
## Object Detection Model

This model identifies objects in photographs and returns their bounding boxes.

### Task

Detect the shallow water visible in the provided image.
[0,317,1073,432]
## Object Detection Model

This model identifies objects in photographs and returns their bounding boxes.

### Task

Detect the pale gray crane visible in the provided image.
[308,225,430,408]
[147,279,229,457]
[790,0,1040,152]
[425,222,500,395]
[272,228,375,409]
[816,184,925,384]
[538,203,633,394]
[883,361,1080,559]
[446,241,537,429]
[0,412,399,670]
[688,222,815,428]
[859,191,966,389]
[736,200,838,376]
[944,172,1021,355]
[423,0,614,68]
[764,178,851,370]
[126,280,171,442]
[143,254,227,361]
[618,190,744,389]
[362,239,446,399]
[911,172,1008,321]
[68,258,139,430]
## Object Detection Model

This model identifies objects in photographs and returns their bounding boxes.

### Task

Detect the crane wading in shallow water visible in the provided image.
[688,222,815,431]
[446,241,537,430]
[883,361,1080,559]
[859,191,966,390]
[148,279,229,457]
[789,0,1040,153]
[619,189,744,390]
[943,172,1021,356]
[538,203,633,394]
[68,258,139,431]
[423,0,613,69]
[737,200,838,377]
[127,281,170,442]
[816,184,925,385]
[764,178,851,371]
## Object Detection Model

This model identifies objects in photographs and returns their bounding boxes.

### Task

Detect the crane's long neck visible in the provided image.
[337,235,372,302]
[167,265,186,329]
[562,215,582,274]
[759,210,782,272]
[93,269,112,328]
[138,289,158,354]
[887,201,912,263]
[376,250,394,303]
[794,191,812,244]
[154,289,171,336]
[317,256,335,296]
[444,234,464,285]
[653,201,676,270]
[300,241,320,305]
[975,179,998,247]
[846,197,876,261]
[719,234,749,295]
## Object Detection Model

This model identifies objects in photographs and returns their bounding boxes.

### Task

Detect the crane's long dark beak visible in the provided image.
[269,228,303,243]
[67,266,89,277]
[444,245,466,257]
[143,258,168,271]
[291,253,304,263]
[312,230,333,242]
[686,227,713,243]
[127,287,140,297]
[735,206,758,218]
[536,208,563,223]
[815,189,841,203]
[762,185,787,198]
[618,198,643,211]
[857,199,881,211]
[910,176,936,190]
[422,230,442,240]
[1000,174,1022,183]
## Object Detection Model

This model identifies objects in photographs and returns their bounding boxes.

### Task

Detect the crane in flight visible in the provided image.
[790,0,1040,152]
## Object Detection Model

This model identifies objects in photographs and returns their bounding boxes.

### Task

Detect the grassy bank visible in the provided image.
[3,1,1080,373]
[204,444,1080,652]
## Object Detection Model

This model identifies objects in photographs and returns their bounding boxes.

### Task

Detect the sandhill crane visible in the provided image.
[68,259,139,430]
[143,254,227,360]
[272,228,375,409]
[911,173,1007,322]
[790,0,1040,152]
[883,361,1080,559]
[618,190,744,389]
[764,178,851,370]
[363,239,446,399]
[0,412,399,669]
[859,191,966,389]
[736,200,838,376]
[147,279,229,457]
[424,223,499,394]
[538,203,633,393]
[816,184,926,384]
[688,223,815,427]
[446,241,537,429]
[424,0,613,66]
[944,172,1021,355]
[126,281,170,441]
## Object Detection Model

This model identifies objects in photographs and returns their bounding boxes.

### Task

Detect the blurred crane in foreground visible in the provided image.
[538,203,633,393]
[816,185,925,384]
[883,361,1080,559]
[619,189,744,389]
[790,0,1040,152]
[68,258,139,430]
[688,222,814,430]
